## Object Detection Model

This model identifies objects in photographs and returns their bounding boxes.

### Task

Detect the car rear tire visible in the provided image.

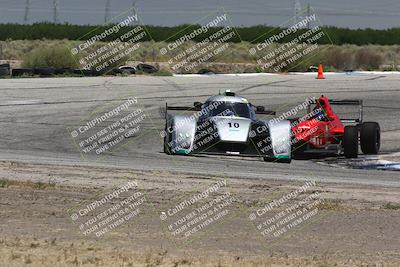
[343,125,358,158]
[360,122,380,154]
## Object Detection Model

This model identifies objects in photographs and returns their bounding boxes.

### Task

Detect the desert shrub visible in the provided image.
[383,203,400,210]
[354,48,384,70]
[325,47,354,70]
[22,45,79,68]
[282,46,327,72]
[0,179,10,188]
[2,39,395,72]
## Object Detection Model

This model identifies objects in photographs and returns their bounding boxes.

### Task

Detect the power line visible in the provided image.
[316,9,400,17]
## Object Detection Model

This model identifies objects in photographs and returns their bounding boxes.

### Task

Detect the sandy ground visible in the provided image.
[0,160,399,267]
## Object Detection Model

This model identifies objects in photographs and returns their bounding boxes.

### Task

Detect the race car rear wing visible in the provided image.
[165,103,276,118]
[254,106,276,115]
[164,103,201,118]
[256,110,276,115]
[307,99,363,123]
[166,105,201,111]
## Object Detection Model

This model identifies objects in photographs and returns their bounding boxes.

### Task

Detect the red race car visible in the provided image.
[291,95,380,158]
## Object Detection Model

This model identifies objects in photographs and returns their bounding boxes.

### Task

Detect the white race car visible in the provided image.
[163,90,292,163]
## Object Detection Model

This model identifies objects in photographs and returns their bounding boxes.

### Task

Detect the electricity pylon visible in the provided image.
[53,0,59,23]
[105,0,111,23]
[23,0,30,24]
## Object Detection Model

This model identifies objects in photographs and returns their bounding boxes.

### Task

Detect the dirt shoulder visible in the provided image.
[0,160,399,266]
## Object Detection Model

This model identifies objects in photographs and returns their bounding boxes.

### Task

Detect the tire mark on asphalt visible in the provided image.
[0,83,107,91]
[0,98,135,107]
[365,75,386,81]
[243,88,400,95]
[236,79,292,93]
[158,77,184,91]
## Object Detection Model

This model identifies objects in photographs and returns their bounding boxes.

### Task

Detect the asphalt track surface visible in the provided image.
[0,73,399,187]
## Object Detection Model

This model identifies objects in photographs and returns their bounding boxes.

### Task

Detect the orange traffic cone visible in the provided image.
[316,64,325,79]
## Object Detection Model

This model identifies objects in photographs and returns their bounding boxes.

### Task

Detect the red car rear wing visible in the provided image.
[307,99,364,123]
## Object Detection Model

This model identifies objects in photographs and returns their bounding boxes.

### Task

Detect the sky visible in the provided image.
[0,0,400,29]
